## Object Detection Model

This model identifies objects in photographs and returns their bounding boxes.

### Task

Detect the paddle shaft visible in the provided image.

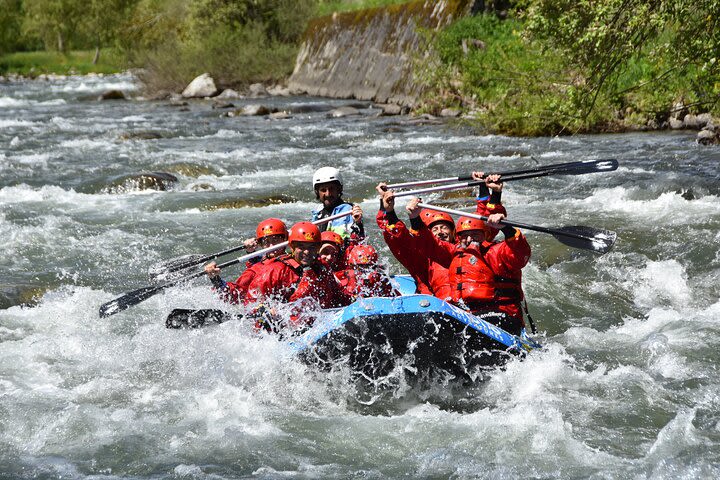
[99,210,353,318]
[417,203,596,244]
[387,159,617,190]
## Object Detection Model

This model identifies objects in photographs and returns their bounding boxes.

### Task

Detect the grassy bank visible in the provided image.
[315,0,410,16]
[419,12,720,136]
[0,50,126,77]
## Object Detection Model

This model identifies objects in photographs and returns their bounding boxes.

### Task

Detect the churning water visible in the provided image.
[1,74,720,478]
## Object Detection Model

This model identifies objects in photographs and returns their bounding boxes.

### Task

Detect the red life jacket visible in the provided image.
[449,243,523,316]
[427,261,452,301]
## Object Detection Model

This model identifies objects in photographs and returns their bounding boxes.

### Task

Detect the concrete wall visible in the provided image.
[288,0,475,106]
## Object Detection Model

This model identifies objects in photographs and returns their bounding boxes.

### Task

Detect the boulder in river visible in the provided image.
[240,104,273,116]
[440,108,462,118]
[327,106,360,118]
[376,103,402,116]
[697,129,719,145]
[269,111,291,120]
[217,89,243,99]
[104,172,179,194]
[182,73,218,98]
[267,84,290,96]
[119,130,164,141]
[98,90,126,101]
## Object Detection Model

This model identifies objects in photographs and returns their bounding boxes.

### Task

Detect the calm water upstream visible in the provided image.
[1,74,720,479]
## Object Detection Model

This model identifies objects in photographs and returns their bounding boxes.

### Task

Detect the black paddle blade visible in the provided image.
[165,309,237,329]
[502,159,618,181]
[148,253,206,282]
[551,226,617,254]
[99,284,162,318]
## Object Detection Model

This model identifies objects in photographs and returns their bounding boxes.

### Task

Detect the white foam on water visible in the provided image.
[0,119,37,128]
[570,187,720,220]
[120,115,147,122]
[38,99,67,106]
[59,138,114,150]
[0,96,30,107]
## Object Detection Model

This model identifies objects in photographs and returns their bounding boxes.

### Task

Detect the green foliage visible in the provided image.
[421,2,720,135]
[123,0,316,91]
[0,0,24,54]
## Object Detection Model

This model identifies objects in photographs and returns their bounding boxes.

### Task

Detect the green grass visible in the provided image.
[315,0,411,17]
[0,50,127,76]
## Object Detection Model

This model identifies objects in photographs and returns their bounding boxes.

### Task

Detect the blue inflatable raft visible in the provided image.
[289,282,540,382]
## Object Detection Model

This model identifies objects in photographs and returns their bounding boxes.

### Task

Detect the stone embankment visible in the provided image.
[288,0,476,106]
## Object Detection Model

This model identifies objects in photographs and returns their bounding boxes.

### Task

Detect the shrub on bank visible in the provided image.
[421,4,720,136]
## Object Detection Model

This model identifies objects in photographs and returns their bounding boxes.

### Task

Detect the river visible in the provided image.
[1,73,719,478]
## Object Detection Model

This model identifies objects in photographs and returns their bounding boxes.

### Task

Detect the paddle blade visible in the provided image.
[99,284,161,318]
[148,253,206,282]
[551,226,617,254]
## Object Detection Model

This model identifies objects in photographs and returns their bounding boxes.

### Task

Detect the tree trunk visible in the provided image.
[93,46,100,65]
[57,32,64,53]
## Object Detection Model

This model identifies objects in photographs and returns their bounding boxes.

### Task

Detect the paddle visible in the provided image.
[387,159,618,190]
[417,203,617,254]
[149,247,247,283]
[99,210,353,318]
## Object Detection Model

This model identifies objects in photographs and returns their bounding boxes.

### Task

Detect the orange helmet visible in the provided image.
[256,218,288,239]
[320,230,344,246]
[347,245,378,265]
[455,216,486,233]
[420,209,454,229]
[288,222,321,243]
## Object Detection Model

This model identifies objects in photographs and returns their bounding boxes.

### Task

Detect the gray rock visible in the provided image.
[248,83,268,97]
[217,89,242,99]
[683,114,712,130]
[376,103,402,115]
[669,117,684,129]
[267,85,290,96]
[98,89,126,101]
[269,111,291,120]
[670,100,687,120]
[440,108,462,118]
[241,104,272,116]
[697,129,719,145]
[182,73,218,98]
[327,106,360,118]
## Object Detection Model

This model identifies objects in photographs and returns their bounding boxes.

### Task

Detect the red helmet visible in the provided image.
[455,216,486,233]
[288,222,321,243]
[256,218,288,239]
[347,245,378,265]
[420,209,454,229]
[320,230,344,246]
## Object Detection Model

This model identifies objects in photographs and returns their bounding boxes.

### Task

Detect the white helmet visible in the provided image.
[312,167,343,188]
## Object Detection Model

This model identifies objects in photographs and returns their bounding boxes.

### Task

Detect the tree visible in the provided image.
[519,0,720,116]
[0,0,24,54]
[22,0,84,52]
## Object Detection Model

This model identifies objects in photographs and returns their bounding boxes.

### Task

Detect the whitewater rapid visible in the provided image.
[1,73,719,478]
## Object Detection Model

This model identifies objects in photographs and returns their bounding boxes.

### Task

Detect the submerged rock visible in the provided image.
[182,73,218,98]
[202,195,296,210]
[0,284,48,309]
[119,130,164,141]
[98,90,126,101]
[163,163,221,177]
[104,172,178,194]
[327,106,360,118]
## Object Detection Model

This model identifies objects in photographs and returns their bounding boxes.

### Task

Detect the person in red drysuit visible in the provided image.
[318,230,346,272]
[405,197,531,336]
[337,244,400,299]
[375,173,507,300]
[205,221,352,330]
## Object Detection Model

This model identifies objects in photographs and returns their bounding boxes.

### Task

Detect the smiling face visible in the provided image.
[258,234,287,258]
[430,222,455,242]
[291,241,320,267]
[457,229,485,248]
[315,181,342,208]
[319,243,341,269]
